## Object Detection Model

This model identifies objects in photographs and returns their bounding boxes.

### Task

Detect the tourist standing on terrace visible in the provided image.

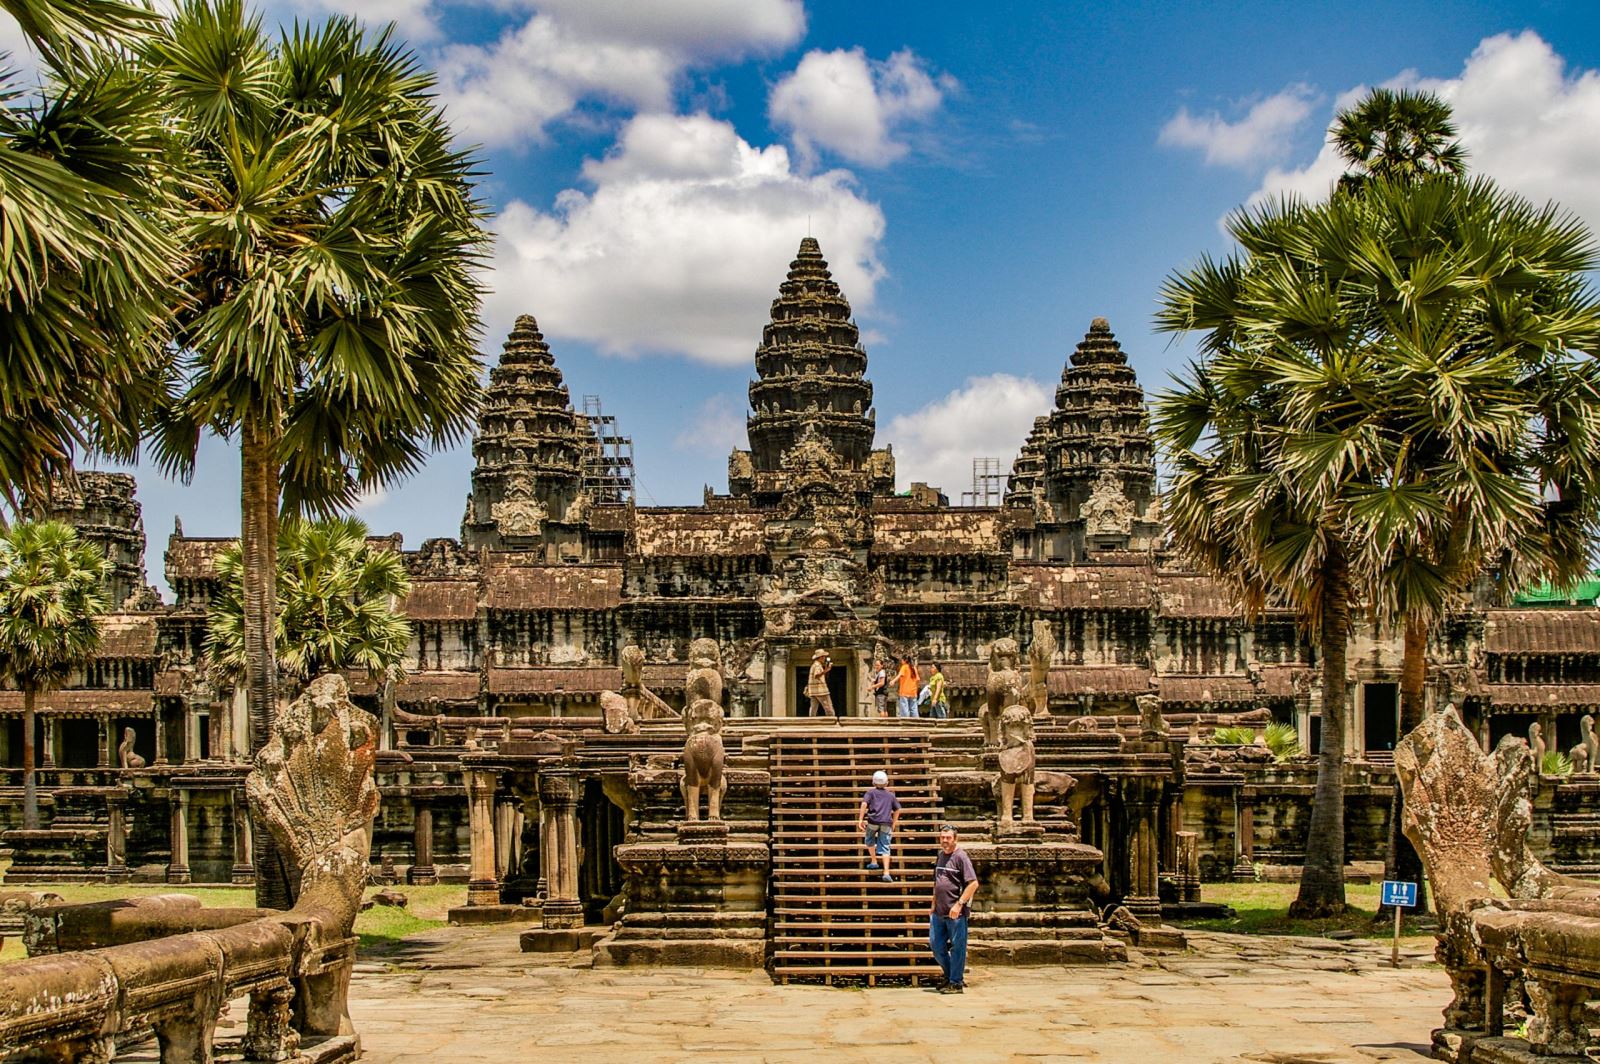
[895,655,920,718]
[858,769,902,882]
[806,649,838,720]
[870,658,889,717]
[929,824,978,993]
[927,663,948,719]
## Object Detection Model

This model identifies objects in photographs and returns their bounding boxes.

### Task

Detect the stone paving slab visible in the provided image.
[348,928,1445,1064]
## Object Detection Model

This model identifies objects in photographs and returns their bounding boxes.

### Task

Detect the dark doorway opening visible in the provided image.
[1363,683,1399,753]
[579,778,625,924]
[1309,714,1323,758]
[58,718,99,767]
[793,654,851,717]
[1489,712,1539,750]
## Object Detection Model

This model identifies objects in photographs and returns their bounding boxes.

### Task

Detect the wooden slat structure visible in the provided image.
[768,731,945,985]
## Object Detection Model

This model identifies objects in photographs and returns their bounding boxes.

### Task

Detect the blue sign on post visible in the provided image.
[1382,880,1418,908]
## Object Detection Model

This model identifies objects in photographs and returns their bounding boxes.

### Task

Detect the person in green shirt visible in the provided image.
[928,662,948,719]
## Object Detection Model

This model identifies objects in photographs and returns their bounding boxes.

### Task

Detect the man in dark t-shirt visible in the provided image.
[929,823,978,993]
[857,770,902,881]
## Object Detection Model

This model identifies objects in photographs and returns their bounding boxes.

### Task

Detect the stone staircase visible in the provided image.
[768,730,945,985]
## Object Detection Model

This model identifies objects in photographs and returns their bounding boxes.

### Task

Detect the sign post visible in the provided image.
[1381,880,1418,968]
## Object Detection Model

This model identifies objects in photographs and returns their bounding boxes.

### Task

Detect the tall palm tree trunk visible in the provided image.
[1292,539,1351,917]
[22,687,38,830]
[242,416,291,908]
[1384,613,1429,912]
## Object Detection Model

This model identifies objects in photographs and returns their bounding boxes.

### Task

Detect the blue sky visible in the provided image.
[66,0,1600,587]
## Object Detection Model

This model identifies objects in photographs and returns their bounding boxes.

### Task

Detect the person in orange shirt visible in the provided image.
[895,655,920,719]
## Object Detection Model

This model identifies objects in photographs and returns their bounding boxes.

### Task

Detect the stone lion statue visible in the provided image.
[681,697,727,822]
[685,637,724,707]
[984,638,1026,748]
[996,703,1037,824]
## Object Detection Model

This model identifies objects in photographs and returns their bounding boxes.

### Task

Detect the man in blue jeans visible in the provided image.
[929,823,978,993]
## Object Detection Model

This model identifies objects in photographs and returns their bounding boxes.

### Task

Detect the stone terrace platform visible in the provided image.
[350,926,1447,1063]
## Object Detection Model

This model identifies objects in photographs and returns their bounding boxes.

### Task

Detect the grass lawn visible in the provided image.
[1176,880,1437,944]
[1,877,467,966]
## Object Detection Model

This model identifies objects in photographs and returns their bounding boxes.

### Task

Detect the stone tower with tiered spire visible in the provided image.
[729,237,894,502]
[1011,318,1161,561]
[462,315,591,555]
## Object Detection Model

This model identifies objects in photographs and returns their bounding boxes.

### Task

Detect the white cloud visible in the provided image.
[674,395,747,454]
[1251,33,1600,230]
[1158,84,1319,169]
[436,0,804,149]
[486,112,887,366]
[882,374,1050,497]
[264,0,441,43]
[769,47,953,168]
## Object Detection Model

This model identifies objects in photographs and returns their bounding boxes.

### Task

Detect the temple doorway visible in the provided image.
[793,651,853,717]
[1362,683,1399,754]
[578,778,625,923]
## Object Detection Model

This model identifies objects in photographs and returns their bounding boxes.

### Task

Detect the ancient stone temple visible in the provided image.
[7,237,1600,978]
[461,314,593,555]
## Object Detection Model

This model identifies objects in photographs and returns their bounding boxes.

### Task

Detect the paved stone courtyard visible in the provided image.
[345,928,1447,1064]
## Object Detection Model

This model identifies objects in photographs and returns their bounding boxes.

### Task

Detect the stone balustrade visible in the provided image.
[0,674,378,1064]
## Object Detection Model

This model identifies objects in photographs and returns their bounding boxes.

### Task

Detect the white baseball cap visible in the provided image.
[872,770,888,785]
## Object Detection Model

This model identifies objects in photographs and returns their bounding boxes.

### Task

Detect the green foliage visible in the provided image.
[141,0,490,512]
[208,516,411,682]
[1155,175,1600,627]
[1209,726,1258,745]
[1332,88,1467,194]
[1264,722,1302,761]
[1541,750,1574,777]
[0,519,110,692]
[0,0,175,512]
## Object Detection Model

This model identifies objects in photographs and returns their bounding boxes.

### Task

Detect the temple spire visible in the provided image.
[462,314,589,550]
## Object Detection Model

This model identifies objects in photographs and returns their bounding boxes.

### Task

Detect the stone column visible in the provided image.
[40,716,55,768]
[1232,788,1257,881]
[465,770,500,905]
[105,791,129,881]
[182,704,198,763]
[168,789,191,884]
[231,789,255,885]
[153,709,168,765]
[494,797,517,881]
[1175,830,1201,903]
[208,703,225,761]
[97,717,112,768]
[1123,780,1162,921]
[538,772,583,929]
[408,801,437,885]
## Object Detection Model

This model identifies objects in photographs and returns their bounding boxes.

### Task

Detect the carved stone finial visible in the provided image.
[1137,692,1169,741]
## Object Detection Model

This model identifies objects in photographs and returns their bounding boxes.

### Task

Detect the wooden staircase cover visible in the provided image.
[769,730,945,984]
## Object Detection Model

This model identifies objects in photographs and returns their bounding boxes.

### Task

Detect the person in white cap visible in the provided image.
[857,769,902,882]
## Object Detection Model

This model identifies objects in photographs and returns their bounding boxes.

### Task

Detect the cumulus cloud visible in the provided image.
[486,112,887,365]
[1158,84,1319,168]
[882,374,1050,498]
[1251,33,1600,230]
[674,395,747,454]
[769,47,953,168]
[436,0,804,149]
[264,0,441,43]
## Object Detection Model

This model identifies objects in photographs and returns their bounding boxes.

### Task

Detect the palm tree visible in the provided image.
[1332,88,1467,195]
[1157,177,1600,916]
[1155,347,1367,917]
[0,520,110,828]
[0,0,174,520]
[138,0,486,905]
[207,516,412,687]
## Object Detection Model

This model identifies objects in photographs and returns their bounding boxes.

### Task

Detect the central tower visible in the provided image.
[730,237,894,501]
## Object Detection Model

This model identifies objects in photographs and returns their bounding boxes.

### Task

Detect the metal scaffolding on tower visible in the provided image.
[579,395,635,505]
[959,457,1005,507]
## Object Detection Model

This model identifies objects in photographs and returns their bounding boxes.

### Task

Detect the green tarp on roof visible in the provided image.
[1514,577,1600,605]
